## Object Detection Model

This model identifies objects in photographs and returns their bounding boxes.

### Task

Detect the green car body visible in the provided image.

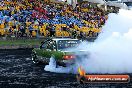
[31,38,82,65]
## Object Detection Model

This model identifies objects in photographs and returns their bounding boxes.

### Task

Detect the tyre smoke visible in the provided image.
[44,9,132,74]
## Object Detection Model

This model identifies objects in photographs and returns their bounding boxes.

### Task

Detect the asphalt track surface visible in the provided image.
[0,49,132,88]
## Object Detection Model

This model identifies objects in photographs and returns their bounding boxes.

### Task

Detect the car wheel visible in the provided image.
[43,57,50,65]
[31,52,39,64]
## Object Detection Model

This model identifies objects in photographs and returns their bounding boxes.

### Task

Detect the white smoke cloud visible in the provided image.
[44,57,74,73]
[44,9,132,74]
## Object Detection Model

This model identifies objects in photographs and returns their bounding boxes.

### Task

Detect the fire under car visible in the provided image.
[31,38,89,66]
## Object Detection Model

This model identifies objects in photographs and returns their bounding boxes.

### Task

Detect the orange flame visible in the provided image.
[78,66,86,76]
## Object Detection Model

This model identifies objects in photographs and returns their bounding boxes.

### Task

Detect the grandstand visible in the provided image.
[0,0,108,40]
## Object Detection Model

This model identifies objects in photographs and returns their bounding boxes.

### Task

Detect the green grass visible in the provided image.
[0,39,42,46]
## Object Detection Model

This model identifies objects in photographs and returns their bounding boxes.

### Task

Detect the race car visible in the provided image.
[31,38,88,66]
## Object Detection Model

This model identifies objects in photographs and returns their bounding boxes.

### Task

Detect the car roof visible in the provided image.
[52,38,79,41]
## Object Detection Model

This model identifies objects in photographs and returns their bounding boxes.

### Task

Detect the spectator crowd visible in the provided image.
[0,0,108,39]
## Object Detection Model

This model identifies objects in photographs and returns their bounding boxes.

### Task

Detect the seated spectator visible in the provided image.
[0,0,108,39]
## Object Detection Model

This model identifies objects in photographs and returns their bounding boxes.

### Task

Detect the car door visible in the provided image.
[40,40,63,60]
[40,40,55,58]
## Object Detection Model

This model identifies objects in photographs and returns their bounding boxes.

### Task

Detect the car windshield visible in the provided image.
[57,40,81,50]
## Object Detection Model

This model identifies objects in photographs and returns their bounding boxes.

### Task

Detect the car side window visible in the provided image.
[47,41,54,50]
[52,41,57,51]
[41,41,49,49]
[41,40,56,51]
